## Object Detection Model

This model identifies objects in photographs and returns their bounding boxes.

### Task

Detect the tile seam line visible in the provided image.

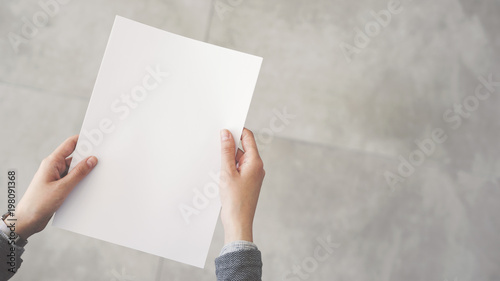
[154,257,163,281]
[268,135,401,161]
[0,81,89,101]
[268,135,471,171]
[203,0,215,42]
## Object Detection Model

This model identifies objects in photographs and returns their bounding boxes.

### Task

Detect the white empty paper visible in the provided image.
[52,16,262,268]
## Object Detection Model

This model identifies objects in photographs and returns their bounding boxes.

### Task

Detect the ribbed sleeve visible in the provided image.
[215,249,262,281]
[0,230,24,281]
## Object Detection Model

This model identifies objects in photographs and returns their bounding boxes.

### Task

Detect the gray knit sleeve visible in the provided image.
[215,248,262,281]
[0,229,24,281]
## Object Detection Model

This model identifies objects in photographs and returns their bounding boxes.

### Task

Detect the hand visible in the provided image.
[9,135,98,239]
[219,128,265,244]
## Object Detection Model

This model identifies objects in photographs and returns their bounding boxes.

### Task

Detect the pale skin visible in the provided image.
[9,135,98,239]
[5,128,265,246]
[219,128,265,244]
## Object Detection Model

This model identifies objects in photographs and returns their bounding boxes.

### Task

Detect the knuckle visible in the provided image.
[74,164,87,175]
[246,129,255,139]
[53,181,65,190]
[255,159,264,170]
[42,155,56,166]
[65,135,78,146]
[69,164,85,178]
[43,155,54,162]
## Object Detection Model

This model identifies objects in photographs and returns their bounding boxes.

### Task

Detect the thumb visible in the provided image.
[220,129,237,173]
[60,156,98,189]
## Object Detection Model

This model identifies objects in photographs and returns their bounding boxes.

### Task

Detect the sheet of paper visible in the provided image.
[52,15,262,268]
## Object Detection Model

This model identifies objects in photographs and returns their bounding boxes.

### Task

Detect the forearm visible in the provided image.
[223,219,254,244]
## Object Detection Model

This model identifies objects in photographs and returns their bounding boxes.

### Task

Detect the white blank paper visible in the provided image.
[52,16,262,268]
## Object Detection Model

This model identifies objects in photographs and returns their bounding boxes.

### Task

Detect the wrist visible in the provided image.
[6,213,32,239]
[223,222,253,244]
[1,212,29,247]
[13,219,31,240]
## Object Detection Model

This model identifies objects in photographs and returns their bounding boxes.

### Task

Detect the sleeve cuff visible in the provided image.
[0,219,10,237]
[0,219,27,248]
[219,240,258,256]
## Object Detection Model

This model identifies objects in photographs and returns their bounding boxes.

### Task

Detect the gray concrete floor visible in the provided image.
[1,0,500,280]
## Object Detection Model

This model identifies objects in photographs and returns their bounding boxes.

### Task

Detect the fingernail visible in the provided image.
[220,129,231,141]
[87,156,97,168]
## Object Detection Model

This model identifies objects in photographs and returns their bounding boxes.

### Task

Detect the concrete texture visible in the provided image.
[1,0,499,280]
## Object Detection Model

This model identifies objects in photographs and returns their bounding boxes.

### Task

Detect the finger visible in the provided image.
[58,156,98,190]
[220,129,237,173]
[51,135,79,160]
[65,157,73,167]
[240,128,260,158]
[235,148,244,162]
[61,157,73,178]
